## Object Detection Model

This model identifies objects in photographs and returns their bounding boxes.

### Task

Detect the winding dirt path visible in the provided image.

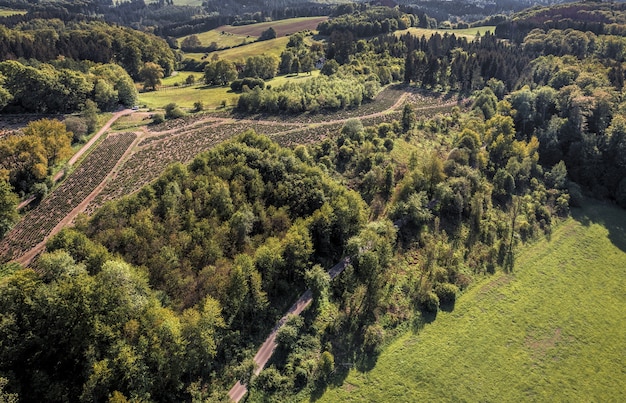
[228,257,351,402]
[17,109,134,211]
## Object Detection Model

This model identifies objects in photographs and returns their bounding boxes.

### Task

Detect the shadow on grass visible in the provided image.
[571,199,626,253]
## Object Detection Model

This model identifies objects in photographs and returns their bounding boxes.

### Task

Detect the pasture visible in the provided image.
[183,36,291,62]
[138,71,320,110]
[319,201,626,402]
[178,16,327,50]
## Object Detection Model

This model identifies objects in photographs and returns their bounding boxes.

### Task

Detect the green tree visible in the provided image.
[204,60,237,86]
[0,179,19,238]
[22,118,73,166]
[140,62,164,91]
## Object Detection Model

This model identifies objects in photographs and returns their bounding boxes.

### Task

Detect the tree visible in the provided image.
[204,60,237,86]
[259,27,277,41]
[0,179,19,238]
[140,62,164,91]
[22,119,73,166]
[305,264,330,309]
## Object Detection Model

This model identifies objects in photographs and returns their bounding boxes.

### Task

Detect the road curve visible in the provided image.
[228,257,350,402]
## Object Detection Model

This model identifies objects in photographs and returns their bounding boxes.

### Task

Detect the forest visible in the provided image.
[0,0,625,402]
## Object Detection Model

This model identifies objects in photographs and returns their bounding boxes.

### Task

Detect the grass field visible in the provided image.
[0,7,27,16]
[183,36,291,63]
[396,25,495,39]
[319,200,626,402]
[138,70,320,110]
[178,17,327,50]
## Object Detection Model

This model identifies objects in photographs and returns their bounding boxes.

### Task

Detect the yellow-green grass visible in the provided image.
[396,25,495,40]
[320,200,626,402]
[138,84,238,110]
[160,71,204,87]
[179,30,251,50]
[138,71,319,110]
[178,17,327,51]
[184,36,291,63]
[0,7,27,16]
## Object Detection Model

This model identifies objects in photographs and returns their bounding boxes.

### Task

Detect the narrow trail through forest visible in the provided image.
[228,257,351,402]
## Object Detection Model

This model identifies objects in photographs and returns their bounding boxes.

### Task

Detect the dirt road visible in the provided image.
[227,257,350,402]
[54,109,134,182]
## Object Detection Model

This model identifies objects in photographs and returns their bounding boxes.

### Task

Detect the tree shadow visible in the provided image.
[571,199,626,253]
[439,299,456,313]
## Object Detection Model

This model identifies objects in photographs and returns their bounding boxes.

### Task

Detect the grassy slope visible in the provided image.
[319,200,626,402]
[183,36,291,62]
[178,17,327,49]
[138,71,319,110]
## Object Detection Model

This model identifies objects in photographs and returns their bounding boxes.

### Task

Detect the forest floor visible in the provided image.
[317,200,626,402]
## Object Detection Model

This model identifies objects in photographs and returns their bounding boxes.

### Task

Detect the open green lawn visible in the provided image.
[319,200,626,402]
[183,36,291,63]
[396,25,495,40]
[138,70,319,110]
[179,30,252,50]
[0,7,27,16]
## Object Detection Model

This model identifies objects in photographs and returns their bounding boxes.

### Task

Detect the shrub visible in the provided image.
[152,113,165,124]
[434,283,459,304]
[164,103,185,119]
[421,291,440,313]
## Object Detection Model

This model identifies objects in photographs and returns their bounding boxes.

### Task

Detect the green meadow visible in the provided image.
[183,36,291,63]
[319,200,626,402]
[138,71,319,110]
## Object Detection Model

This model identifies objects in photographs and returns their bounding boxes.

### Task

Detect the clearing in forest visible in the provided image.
[319,200,626,402]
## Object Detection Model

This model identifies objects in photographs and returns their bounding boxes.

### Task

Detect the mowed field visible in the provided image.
[319,200,626,402]
[178,16,327,49]
[138,71,320,110]
[396,25,495,39]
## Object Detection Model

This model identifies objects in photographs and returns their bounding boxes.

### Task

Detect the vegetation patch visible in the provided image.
[319,201,626,402]
[396,25,495,39]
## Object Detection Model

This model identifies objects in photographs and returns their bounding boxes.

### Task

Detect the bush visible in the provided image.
[152,113,165,124]
[421,291,440,313]
[434,283,459,304]
[164,103,185,119]
[63,116,88,143]
[363,323,385,353]
[193,101,204,112]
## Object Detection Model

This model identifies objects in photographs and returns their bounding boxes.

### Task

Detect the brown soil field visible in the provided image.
[218,16,328,38]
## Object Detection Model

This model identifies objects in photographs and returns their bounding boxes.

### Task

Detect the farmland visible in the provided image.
[183,36,291,62]
[318,201,626,402]
[178,17,327,48]
[0,132,137,264]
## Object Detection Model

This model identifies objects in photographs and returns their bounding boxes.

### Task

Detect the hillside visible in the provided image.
[319,200,626,401]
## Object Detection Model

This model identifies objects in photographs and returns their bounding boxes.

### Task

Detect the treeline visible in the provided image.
[318,5,435,38]
[0,130,368,401]
[0,61,137,113]
[0,119,73,199]
[496,54,626,206]
[0,19,175,79]
[496,1,626,43]
[237,74,379,114]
